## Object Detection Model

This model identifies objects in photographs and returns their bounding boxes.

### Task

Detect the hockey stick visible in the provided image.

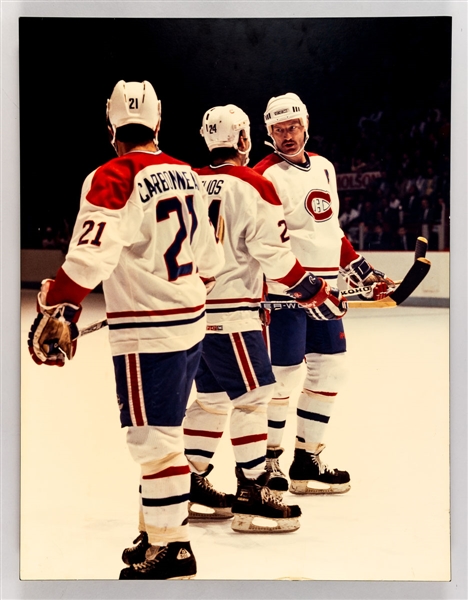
[262,257,431,311]
[345,257,431,308]
[348,239,428,307]
[78,249,431,336]
[78,318,108,337]
[414,236,428,260]
[340,237,426,299]
[76,276,391,337]
[76,281,394,337]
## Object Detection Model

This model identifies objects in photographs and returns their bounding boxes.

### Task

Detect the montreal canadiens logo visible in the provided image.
[304,189,333,222]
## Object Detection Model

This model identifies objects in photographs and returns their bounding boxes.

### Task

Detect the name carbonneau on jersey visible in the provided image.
[254,152,344,294]
[63,150,223,355]
[196,164,298,334]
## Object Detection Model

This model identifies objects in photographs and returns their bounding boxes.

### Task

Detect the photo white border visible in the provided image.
[2,2,466,598]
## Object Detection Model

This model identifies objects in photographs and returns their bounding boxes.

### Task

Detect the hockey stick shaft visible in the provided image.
[79,318,108,337]
[78,278,402,336]
[78,255,430,335]
[340,280,401,297]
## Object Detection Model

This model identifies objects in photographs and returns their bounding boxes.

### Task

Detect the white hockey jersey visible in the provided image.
[196,164,306,333]
[254,152,349,295]
[56,150,224,355]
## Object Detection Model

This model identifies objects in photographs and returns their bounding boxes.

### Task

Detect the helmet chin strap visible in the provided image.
[109,126,118,154]
[265,130,309,159]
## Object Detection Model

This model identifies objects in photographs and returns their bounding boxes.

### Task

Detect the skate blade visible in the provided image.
[188,502,233,521]
[168,574,196,580]
[289,480,351,495]
[231,514,300,533]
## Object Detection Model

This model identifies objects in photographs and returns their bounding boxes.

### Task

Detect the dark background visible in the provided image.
[19,17,451,248]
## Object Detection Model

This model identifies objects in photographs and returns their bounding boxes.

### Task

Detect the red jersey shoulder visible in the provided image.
[86,156,136,210]
[253,153,283,175]
[195,164,282,206]
[307,151,319,158]
[195,165,215,176]
[86,152,191,210]
[230,166,282,206]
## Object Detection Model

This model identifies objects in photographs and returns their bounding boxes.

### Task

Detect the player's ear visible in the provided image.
[238,129,249,152]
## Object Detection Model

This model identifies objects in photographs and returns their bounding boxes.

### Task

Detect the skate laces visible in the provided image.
[133,545,167,572]
[267,457,286,478]
[312,452,336,476]
[195,473,224,499]
[260,484,286,508]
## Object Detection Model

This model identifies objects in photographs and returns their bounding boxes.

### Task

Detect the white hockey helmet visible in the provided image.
[264,92,309,135]
[106,80,161,145]
[200,104,250,152]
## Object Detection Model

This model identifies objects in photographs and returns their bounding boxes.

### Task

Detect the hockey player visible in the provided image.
[183,104,347,533]
[27,80,224,580]
[254,93,394,495]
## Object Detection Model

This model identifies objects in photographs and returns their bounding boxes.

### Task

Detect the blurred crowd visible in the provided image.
[319,107,450,251]
[38,220,71,254]
[31,107,450,254]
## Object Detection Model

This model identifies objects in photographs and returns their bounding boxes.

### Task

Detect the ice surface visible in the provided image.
[20,290,450,581]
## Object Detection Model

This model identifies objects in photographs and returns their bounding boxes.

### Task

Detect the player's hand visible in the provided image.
[28,279,81,366]
[259,307,271,326]
[340,256,395,300]
[286,273,348,320]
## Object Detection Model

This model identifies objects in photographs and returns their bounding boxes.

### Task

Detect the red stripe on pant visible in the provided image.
[183,428,223,438]
[231,332,257,391]
[128,354,145,426]
[142,465,191,480]
[304,388,337,397]
[231,433,268,446]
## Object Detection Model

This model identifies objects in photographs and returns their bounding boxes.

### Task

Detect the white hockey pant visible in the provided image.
[126,425,190,545]
[296,352,347,452]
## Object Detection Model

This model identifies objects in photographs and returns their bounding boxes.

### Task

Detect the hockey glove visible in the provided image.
[28,279,81,366]
[286,273,348,320]
[340,256,395,301]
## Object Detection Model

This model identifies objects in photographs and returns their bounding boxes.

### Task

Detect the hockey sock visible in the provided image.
[267,364,302,448]
[230,385,272,480]
[295,389,336,451]
[183,392,230,473]
[127,426,191,545]
[267,397,289,448]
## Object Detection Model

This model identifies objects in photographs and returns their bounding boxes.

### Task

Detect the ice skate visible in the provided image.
[231,467,301,533]
[119,540,197,580]
[265,447,289,495]
[121,531,151,566]
[188,464,235,520]
[288,445,351,494]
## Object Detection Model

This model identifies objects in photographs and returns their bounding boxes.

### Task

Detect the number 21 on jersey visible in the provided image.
[156,194,198,281]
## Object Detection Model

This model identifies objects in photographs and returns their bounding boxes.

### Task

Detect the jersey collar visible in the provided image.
[277,151,311,171]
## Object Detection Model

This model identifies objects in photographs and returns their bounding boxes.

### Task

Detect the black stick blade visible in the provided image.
[389,258,431,305]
